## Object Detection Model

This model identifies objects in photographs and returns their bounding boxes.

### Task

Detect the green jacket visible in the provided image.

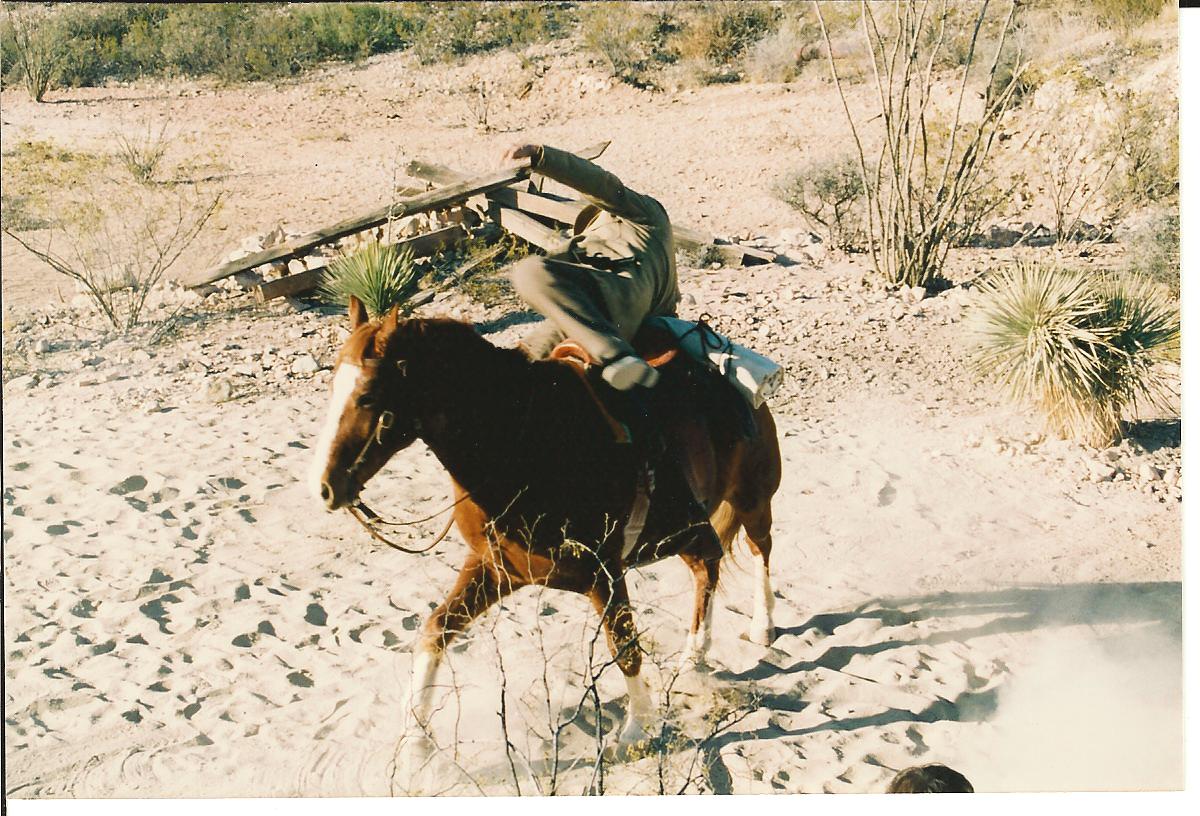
[533,146,680,319]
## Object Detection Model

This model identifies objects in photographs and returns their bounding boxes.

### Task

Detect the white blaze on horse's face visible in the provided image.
[308,362,363,507]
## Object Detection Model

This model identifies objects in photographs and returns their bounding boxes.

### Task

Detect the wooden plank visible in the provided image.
[190,164,529,287]
[405,152,775,266]
[252,225,466,302]
[254,267,327,303]
[493,206,569,254]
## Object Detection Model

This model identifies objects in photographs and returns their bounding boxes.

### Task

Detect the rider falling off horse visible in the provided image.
[502,143,678,390]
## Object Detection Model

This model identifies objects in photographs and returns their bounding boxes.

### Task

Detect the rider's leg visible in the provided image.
[511,256,658,389]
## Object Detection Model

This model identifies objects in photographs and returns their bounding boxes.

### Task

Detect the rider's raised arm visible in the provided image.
[532,145,666,226]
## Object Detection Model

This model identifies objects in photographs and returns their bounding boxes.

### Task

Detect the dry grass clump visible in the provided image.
[969,262,1178,446]
[114,120,172,185]
[319,241,419,318]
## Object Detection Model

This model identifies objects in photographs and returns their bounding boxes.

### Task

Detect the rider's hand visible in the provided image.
[500,143,540,166]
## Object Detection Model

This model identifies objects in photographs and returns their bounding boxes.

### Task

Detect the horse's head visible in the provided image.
[308,296,423,511]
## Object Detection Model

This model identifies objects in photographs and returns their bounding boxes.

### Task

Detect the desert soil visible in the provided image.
[1,40,1182,797]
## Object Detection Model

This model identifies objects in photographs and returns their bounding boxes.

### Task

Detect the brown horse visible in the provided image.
[309,297,781,766]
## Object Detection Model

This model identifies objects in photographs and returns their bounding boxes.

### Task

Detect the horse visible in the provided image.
[308,296,782,769]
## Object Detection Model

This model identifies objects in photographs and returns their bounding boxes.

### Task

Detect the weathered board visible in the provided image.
[405,158,775,265]
[191,163,530,288]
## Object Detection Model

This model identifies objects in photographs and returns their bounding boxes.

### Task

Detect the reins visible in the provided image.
[346,494,467,554]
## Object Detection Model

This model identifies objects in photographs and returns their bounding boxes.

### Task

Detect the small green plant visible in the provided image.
[320,241,420,318]
[970,262,1179,446]
[0,191,51,231]
[114,119,171,184]
[775,155,866,252]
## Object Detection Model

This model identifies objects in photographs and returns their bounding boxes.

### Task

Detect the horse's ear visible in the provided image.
[348,296,368,330]
[380,302,401,335]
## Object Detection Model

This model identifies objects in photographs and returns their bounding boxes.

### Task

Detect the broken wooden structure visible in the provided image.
[188,142,776,304]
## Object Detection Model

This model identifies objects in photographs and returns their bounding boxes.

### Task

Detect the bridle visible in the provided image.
[339,399,460,555]
[334,355,539,556]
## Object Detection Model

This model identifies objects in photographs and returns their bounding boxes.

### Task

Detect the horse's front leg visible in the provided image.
[677,553,719,670]
[588,566,652,745]
[400,555,512,780]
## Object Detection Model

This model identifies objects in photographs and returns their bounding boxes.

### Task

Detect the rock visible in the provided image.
[1100,447,1123,463]
[6,374,37,391]
[33,338,51,354]
[1162,467,1179,488]
[202,377,236,403]
[1086,461,1117,482]
[290,355,320,376]
[1138,463,1163,482]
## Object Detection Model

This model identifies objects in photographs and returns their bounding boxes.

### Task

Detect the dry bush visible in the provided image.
[816,0,1028,288]
[580,2,678,87]
[969,262,1178,446]
[3,5,60,102]
[744,16,815,83]
[775,155,867,252]
[114,119,172,184]
[1124,208,1179,296]
[3,185,221,332]
[1089,0,1170,32]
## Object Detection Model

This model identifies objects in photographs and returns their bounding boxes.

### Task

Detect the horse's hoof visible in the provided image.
[749,620,775,647]
[395,731,434,793]
[617,717,649,746]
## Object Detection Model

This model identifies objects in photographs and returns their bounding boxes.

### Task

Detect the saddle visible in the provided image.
[549,324,720,562]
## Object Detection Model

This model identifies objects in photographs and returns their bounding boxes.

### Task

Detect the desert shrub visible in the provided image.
[1,3,426,88]
[1124,210,1179,295]
[674,1,776,68]
[114,119,171,184]
[969,262,1179,446]
[581,2,678,86]
[0,192,52,231]
[775,156,866,252]
[411,1,575,64]
[744,16,814,83]
[1089,0,1169,32]
[2,6,63,101]
[815,0,1028,288]
[320,242,420,318]
[1105,91,1178,211]
[3,186,222,331]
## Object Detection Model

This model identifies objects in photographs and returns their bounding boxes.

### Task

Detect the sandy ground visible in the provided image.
[1,29,1183,798]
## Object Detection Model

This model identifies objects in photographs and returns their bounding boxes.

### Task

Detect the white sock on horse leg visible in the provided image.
[680,598,714,669]
[402,647,439,733]
[750,559,775,645]
[618,671,653,744]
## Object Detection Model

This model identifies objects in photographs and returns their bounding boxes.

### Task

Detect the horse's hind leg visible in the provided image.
[740,501,775,646]
[677,553,719,670]
[588,569,652,745]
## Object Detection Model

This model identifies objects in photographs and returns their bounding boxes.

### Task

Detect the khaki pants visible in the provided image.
[512,255,662,362]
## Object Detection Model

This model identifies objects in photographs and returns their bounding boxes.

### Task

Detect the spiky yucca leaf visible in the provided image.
[969,263,1179,446]
[319,241,419,318]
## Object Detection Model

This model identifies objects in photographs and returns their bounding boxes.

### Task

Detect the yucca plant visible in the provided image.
[319,241,419,318]
[969,263,1179,446]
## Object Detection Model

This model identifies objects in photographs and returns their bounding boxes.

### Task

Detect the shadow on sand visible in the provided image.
[479,581,1180,793]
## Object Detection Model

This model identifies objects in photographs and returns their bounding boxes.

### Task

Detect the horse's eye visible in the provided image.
[356,394,376,409]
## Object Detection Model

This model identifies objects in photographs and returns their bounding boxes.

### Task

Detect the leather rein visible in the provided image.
[341,407,465,555]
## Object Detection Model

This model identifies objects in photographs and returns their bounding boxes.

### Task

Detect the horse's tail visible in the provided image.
[709,499,741,557]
